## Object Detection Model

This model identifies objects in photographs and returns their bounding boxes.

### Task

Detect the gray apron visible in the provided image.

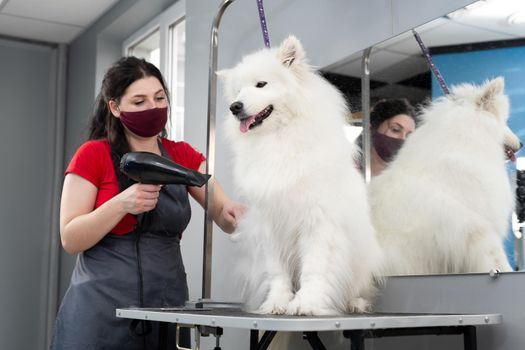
[51,145,192,350]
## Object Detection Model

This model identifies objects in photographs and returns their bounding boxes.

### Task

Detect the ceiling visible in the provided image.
[324,0,525,83]
[0,0,524,59]
[0,0,119,43]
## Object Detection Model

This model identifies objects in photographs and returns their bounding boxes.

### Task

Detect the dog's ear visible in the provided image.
[477,77,505,112]
[277,35,305,68]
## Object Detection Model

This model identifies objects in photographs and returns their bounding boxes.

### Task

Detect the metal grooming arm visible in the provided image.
[203,0,237,299]
[361,46,373,183]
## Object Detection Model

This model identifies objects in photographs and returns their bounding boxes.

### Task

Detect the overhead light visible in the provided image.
[447,0,525,21]
[508,11,525,25]
[447,1,489,19]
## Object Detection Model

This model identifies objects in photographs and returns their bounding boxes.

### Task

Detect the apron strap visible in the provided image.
[157,138,170,158]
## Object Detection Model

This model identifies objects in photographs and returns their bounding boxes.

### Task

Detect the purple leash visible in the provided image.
[256,0,271,48]
[412,29,450,95]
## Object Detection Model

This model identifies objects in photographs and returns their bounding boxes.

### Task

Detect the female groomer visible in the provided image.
[357,98,418,176]
[51,57,245,349]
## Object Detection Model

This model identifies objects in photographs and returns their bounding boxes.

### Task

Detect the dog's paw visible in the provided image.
[348,297,371,313]
[256,292,294,315]
[285,295,336,316]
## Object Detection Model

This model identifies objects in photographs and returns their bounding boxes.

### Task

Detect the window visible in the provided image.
[123,1,185,141]
[168,19,185,141]
[128,29,161,69]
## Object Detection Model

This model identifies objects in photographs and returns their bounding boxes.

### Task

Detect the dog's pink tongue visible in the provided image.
[506,147,517,163]
[240,116,256,133]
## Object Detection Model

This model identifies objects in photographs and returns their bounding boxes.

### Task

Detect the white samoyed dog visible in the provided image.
[220,36,383,315]
[369,77,521,276]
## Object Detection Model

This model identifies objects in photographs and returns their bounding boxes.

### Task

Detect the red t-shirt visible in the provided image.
[65,138,206,235]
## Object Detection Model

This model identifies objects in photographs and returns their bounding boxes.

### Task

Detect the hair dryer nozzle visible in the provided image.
[120,152,211,187]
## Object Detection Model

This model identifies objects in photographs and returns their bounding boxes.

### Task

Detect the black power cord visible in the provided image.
[129,212,152,349]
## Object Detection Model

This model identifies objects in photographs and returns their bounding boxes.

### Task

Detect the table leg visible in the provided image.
[463,326,477,350]
[303,331,328,350]
[158,322,168,350]
[250,330,259,349]
[346,330,365,350]
[250,330,277,350]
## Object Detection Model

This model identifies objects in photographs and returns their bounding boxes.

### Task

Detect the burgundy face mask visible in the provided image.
[119,107,168,138]
[372,130,405,163]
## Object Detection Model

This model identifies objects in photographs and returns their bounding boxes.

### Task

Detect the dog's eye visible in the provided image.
[255,81,267,88]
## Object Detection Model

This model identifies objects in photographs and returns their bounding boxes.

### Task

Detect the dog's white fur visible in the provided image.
[220,36,382,315]
[369,77,520,276]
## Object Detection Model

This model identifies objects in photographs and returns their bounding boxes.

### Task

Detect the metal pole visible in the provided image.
[361,46,373,183]
[203,0,237,300]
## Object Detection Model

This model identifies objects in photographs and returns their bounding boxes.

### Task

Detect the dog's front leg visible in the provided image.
[286,222,345,316]
[257,252,294,315]
[258,278,294,315]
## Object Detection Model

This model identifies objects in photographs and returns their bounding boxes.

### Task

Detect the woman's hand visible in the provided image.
[188,162,248,233]
[117,183,162,215]
[220,200,247,233]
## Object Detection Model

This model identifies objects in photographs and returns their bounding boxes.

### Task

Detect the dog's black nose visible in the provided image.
[230,101,244,115]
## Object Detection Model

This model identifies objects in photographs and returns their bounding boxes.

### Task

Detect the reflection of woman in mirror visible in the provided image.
[357,98,418,176]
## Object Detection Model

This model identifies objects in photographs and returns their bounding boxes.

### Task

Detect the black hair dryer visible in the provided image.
[120,152,211,187]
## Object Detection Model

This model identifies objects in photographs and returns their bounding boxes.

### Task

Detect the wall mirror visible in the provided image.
[322,0,525,275]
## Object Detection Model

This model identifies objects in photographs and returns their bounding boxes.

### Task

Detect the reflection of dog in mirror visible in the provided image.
[220,36,383,315]
[369,77,521,276]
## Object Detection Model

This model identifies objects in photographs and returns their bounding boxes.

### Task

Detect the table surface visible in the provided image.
[116,307,502,332]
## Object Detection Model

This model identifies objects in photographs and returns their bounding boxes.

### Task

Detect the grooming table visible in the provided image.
[116,305,501,350]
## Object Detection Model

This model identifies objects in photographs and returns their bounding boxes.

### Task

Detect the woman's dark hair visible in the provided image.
[88,56,170,190]
[370,98,418,130]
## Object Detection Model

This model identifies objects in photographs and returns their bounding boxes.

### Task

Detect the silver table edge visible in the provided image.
[115,309,502,332]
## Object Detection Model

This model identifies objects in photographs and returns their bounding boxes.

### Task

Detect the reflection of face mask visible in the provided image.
[372,130,405,163]
[119,107,168,137]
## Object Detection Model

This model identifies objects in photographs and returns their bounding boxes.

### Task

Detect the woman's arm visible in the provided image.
[60,173,161,254]
[188,162,246,234]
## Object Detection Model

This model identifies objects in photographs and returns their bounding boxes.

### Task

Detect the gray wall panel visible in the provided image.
[0,38,57,350]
